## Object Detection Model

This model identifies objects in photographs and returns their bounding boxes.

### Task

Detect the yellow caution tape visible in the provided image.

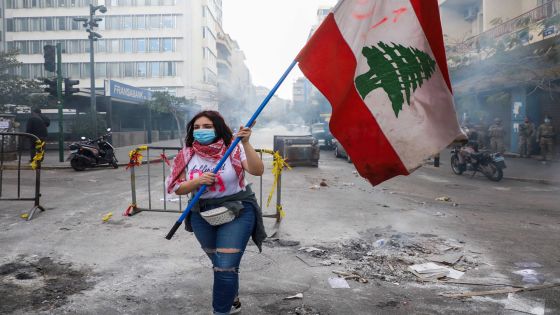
[127,146,148,169]
[102,212,113,222]
[277,205,286,219]
[30,140,45,170]
[257,149,291,219]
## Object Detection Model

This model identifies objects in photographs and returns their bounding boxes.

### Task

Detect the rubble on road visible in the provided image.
[288,304,321,315]
[296,227,479,283]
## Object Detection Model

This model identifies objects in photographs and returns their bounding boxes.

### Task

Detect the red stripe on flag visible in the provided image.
[296,13,408,186]
[409,0,453,93]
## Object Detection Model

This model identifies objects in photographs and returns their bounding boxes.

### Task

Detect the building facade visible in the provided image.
[1,0,223,109]
[441,0,560,155]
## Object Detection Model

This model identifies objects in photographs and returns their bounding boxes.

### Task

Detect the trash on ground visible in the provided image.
[408,262,464,280]
[328,277,350,288]
[440,283,560,298]
[283,293,304,300]
[428,252,463,266]
[319,180,328,187]
[504,293,545,315]
[435,196,452,202]
[373,239,386,248]
[288,305,321,315]
[514,262,542,268]
[264,238,300,247]
[299,247,326,256]
[342,182,355,187]
[20,213,29,219]
[309,185,320,190]
[102,212,113,222]
[513,269,543,284]
[433,212,446,217]
[332,270,368,283]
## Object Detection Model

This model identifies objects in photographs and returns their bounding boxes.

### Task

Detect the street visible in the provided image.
[1,142,559,314]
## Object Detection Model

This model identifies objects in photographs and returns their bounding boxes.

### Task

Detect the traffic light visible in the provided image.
[44,78,57,97]
[43,45,56,72]
[64,78,80,96]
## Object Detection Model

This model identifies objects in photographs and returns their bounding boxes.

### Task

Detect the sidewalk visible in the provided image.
[437,150,560,185]
[5,139,183,170]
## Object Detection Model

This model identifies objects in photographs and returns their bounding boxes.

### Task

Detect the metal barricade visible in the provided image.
[123,146,285,232]
[0,132,46,220]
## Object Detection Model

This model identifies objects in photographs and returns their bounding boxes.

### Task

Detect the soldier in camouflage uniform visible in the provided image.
[488,118,506,153]
[518,117,535,158]
[537,116,556,161]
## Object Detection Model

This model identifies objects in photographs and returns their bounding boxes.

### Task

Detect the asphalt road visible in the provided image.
[0,146,559,314]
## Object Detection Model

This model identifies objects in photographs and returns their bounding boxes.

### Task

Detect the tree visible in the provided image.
[0,51,44,112]
[145,91,194,147]
[355,42,437,117]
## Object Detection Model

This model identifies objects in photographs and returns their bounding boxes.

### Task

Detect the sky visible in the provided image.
[222,0,338,101]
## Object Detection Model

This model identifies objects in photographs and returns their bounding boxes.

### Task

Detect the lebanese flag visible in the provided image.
[296,0,464,185]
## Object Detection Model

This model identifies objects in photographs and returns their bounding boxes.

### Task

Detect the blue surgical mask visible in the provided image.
[193,128,216,144]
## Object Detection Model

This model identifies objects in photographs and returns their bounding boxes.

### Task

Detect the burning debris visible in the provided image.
[0,256,94,314]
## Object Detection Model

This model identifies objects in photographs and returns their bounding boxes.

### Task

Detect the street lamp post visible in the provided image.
[74,4,106,137]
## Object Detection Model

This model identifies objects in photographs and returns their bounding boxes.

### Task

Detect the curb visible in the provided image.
[503,177,560,186]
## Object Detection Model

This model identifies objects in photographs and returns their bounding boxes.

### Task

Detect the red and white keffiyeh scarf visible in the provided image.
[166,139,245,194]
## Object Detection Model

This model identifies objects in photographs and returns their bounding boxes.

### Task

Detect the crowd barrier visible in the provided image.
[0,132,46,220]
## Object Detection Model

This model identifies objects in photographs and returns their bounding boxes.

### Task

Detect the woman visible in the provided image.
[166,110,266,315]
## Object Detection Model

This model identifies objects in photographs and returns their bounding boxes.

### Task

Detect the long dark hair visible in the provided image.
[185,110,233,147]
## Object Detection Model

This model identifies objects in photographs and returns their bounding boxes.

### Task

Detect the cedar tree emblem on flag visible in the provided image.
[355,42,437,117]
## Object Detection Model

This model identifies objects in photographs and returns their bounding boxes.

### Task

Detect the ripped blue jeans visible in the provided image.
[190,201,256,315]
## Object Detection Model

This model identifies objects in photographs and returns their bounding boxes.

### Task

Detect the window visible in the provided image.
[97,40,106,53]
[123,39,132,53]
[110,39,119,53]
[71,18,81,30]
[163,61,174,76]
[69,40,81,53]
[123,16,132,29]
[150,62,160,77]
[95,62,107,77]
[149,38,159,52]
[134,16,145,29]
[162,15,173,28]
[124,62,134,77]
[46,17,54,31]
[162,38,172,52]
[69,63,81,77]
[58,17,67,30]
[31,41,42,54]
[148,15,160,28]
[137,62,147,77]
[32,19,41,32]
[82,63,90,78]
[108,63,120,78]
[136,39,146,52]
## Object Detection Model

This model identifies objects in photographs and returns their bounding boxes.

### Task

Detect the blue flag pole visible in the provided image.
[165,60,298,240]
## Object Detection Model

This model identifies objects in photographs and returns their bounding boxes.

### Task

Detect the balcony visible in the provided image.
[447,0,560,69]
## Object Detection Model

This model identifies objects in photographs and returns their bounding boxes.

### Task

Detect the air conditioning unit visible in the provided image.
[464,7,478,22]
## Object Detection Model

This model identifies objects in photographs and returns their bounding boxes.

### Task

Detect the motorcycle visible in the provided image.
[67,128,118,171]
[450,145,506,182]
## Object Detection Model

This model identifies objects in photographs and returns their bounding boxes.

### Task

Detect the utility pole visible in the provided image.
[74,4,106,138]
[56,43,64,162]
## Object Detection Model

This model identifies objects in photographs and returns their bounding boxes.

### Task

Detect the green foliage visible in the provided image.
[355,42,437,117]
[145,91,192,114]
[71,113,107,139]
[0,51,43,110]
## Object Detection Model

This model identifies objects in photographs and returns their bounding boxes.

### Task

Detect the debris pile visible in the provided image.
[297,227,480,283]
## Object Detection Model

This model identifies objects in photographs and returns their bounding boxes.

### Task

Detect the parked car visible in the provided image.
[310,122,334,149]
[333,138,352,163]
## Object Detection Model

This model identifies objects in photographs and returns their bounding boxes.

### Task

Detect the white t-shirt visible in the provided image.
[186,144,247,199]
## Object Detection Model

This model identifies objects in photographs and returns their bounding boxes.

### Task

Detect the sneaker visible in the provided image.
[230,298,241,314]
